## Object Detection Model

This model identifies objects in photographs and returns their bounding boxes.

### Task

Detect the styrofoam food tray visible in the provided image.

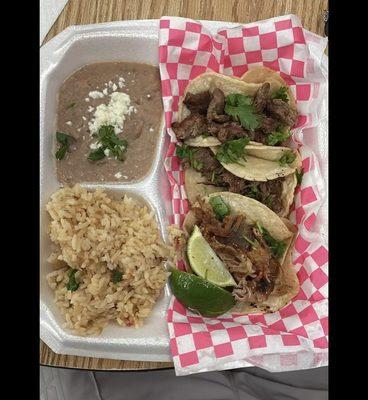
[40,19,328,363]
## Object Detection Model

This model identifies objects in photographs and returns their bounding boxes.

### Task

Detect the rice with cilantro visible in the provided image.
[46,185,173,336]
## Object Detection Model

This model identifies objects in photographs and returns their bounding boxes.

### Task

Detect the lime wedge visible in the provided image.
[187,225,236,287]
[169,269,235,317]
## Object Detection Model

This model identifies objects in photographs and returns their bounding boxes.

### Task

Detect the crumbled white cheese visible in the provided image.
[88,92,135,135]
[107,263,115,270]
[105,83,108,86]
[108,81,114,87]
[85,97,90,102]
[149,127,154,132]
[89,91,104,99]
[147,94,151,98]
[112,83,117,91]
[114,172,122,179]
[118,81,125,89]
[104,148,111,157]
[89,142,100,150]
[66,121,73,126]
[82,116,87,121]
[103,88,108,96]
[77,128,81,132]
[119,76,125,82]
[88,106,95,113]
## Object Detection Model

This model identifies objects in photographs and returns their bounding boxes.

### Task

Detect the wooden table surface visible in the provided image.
[41,0,328,371]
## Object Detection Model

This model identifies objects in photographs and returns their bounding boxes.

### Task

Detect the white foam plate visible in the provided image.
[40,19,328,363]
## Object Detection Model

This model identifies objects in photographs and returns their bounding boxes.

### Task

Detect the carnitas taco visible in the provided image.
[172,70,297,147]
[172,192,299,314]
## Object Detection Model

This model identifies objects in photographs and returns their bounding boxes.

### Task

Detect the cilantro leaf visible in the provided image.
[216,137,250,164]
[112,271,123,283]
[66,102,76,110]
[267,127,291,146]
[66,268,79,292]
[55,145,68,160]
[55,132,73,160]
[209,196,230,220]
[271,86,289,102]
[88,147,106,161]
[245,182,262,200]
[279,150,296,166]
[176,144,203,171]
[56,131,73,145]
[296,169,304,185]
[224,94,261,131]
[264,195,275,209]
[256,224,287,259]
[88,125,128,162]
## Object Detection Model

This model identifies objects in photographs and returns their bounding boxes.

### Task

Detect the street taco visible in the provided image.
[172,70,297,148]
[178,144,299,217]
[179,192,299,313]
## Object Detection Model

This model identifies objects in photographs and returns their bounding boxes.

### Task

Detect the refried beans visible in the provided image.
[55,62,163,184]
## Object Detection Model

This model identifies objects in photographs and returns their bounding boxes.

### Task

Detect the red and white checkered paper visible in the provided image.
[159,15,328,376]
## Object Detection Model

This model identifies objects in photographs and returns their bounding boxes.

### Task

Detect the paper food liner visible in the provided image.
[159,15,328,376]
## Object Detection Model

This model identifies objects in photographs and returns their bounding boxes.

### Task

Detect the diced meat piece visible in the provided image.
[208,121,248,142]
[253,82,271,113]
[207,89,232,123]
[220,171,248,193]
[183,91,212,115]
[267,99,298,127]
[257,116,279,134]
[172,113,208,140]
[192,147,221,173]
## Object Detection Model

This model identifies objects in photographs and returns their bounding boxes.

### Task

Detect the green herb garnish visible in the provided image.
[210,171,218,184]
[267,127,291,146]
[216,137,250,164]
[55,131,73,160]
[88,147,106,161]
[112,271,123,283]
[209,196,230,220]
[242,235,259,248]
[224,94,261,131]
[66,268,79,292]
[278,150,296,166]
[296,168,304,185]
[66,102,76,110]
[245,183,261,200]
[264,195,274,209]
[176,144,202,171]
[256,223,287,259]
[88,125,128,162]
[271,86,289,102]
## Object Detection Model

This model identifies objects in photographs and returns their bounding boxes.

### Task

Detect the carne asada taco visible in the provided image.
[177,142,299,217]
[178,192,299,314]
[172,70,297,148]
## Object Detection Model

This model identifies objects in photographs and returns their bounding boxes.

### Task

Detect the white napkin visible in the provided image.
[40,0,69,46]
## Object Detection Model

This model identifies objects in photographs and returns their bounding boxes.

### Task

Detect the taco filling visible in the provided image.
[177,145,286,214]
[190,197,288,306]
[172,84,297,146]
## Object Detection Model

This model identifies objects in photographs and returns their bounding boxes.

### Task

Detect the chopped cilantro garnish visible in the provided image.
[279,150,296,166]
[224,94,261,131]
[216,137,250,164]
[209,196,230,221]
[271,86,289,102]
